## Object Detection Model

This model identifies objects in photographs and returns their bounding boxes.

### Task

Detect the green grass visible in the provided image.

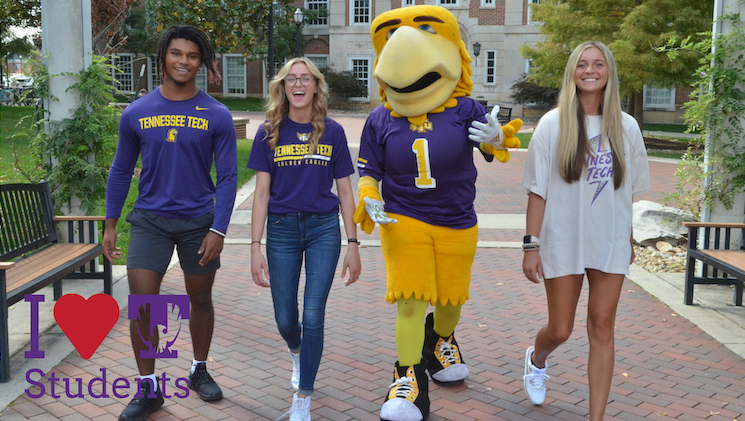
[215,97,265,111]
[516,133,532,149]
[642,123,700,134]
[1,106,39,183]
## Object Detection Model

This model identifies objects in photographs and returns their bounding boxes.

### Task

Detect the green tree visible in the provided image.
[1,34,35,75]
[520,0,713,125]
[146,0,300,57]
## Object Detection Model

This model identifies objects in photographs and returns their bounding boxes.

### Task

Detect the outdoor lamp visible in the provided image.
[294,8,304,57]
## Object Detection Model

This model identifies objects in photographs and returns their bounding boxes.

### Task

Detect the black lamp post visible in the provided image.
[472,41,481,58]
[294,8,304,58]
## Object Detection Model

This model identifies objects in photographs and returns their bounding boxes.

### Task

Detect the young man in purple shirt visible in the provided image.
[103,25,237,421]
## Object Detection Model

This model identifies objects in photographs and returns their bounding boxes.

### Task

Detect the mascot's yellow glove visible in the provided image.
[478,118,524,163]
[354,176,382,234]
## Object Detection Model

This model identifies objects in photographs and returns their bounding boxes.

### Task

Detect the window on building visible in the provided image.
[149,56,162,90]
[350,58,370,99]
[196,66,208,92]
[112,53,133,92]
[643,85,675,110]
[224,55,246,96]
[352,0,370,24]
[525,59,537,76]
[439,0,458,6]
[307,0,328,25]
[527,0,542,24]
[306,55,329,69]
[484,50,497,85]
[403,0,414,6]
[481,0,494,7]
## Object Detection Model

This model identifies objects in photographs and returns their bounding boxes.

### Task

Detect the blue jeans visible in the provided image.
[266,212,341,395]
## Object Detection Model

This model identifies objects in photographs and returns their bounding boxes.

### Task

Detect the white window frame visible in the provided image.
[149,55,162,91]
[527,0,542,24]
[643,85,676,110]
[306,0,329,26]
[349,57,371,100]
[438,0,459,7]
[402,0,415,6]
[481,0,494,7]
[112,53,134,93]
[196,65,208,92]
[484,50,497,85]
[350,0,370,25]
[223,54,247,97]
[306,54,330,70]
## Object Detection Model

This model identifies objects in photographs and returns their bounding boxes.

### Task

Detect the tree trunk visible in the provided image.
[633,91,644,130]
[627,94,635,116]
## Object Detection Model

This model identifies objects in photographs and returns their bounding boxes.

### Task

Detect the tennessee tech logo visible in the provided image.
[166,128,178,143]
[129,295,190,358]
[297,132,310,142]
[409,119,433,133]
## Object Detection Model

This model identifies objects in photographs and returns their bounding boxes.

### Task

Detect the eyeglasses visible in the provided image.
[285,75,315,86]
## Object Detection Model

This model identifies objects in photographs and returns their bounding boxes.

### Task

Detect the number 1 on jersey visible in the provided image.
[412,138,436,189]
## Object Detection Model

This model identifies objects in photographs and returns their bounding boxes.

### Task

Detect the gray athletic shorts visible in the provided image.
[126,208,220,275]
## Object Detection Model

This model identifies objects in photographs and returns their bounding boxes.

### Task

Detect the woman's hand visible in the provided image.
[251,245,270,287]
[522,250,544,284]
[342,245,361,286]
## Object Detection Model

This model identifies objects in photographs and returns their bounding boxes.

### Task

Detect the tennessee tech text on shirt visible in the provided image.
[138,115,210,131]
[273,143,334,166]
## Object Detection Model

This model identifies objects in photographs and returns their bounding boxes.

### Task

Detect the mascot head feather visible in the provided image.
[371,5,473,126]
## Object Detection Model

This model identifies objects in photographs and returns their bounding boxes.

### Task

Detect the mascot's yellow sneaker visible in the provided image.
[422,313,469,385]
[380,361,430,421]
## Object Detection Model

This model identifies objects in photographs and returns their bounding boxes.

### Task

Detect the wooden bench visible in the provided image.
[683,221,744,306]
[495,106,513,125]
[0,182,112,382]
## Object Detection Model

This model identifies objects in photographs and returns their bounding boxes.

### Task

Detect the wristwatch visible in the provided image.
[523,235,540,245]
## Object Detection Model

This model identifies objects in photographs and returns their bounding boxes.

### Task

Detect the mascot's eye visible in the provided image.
[418,24,436,34]
[386,28,398,40]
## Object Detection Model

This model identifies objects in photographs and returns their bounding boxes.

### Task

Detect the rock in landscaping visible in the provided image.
[633,200,696,246]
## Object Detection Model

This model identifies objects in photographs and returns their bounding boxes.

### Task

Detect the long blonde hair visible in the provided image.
[263,58,329,153]
[556,41,625,189]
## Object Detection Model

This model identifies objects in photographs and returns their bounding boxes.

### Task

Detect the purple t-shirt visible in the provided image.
[106,88,238,233]
[357,97,489,228]
[247,117,355,214]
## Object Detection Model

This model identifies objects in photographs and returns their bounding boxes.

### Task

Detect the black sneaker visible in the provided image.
[188,362,223,401]
[118,379,164,421]
[380,360,430,421]
[422,312,469,385]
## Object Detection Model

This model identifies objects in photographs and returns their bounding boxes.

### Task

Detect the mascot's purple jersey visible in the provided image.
[358,97,488,229]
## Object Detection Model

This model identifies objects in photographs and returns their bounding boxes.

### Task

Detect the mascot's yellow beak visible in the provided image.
[375,25,460,118]
[371,5,472,121]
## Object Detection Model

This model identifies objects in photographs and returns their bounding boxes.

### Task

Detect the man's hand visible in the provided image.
[469,106,505,149]
[102,220,122,262]
[364,197,397,225]
[198,231,224,266]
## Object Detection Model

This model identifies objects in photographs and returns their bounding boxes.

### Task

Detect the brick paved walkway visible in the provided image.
[2,114,744,421]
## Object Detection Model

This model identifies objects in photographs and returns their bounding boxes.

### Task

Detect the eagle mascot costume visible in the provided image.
[353,5,523,421]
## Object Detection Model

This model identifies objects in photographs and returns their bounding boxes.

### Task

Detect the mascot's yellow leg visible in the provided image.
[395,298,429,366]
[433,303,461,337]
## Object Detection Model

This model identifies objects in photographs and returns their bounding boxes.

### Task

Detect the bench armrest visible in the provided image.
[683,222,745,229]
[0,262,16,270]
[53,216,106,222]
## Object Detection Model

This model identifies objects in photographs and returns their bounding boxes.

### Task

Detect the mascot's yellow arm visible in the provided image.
[479,118,524,163]
[353,176,381,234]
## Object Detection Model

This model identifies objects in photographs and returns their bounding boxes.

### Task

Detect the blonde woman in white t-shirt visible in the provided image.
[521,41,650,420]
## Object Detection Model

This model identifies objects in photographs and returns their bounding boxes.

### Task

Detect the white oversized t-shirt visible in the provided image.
[522,109,651,278]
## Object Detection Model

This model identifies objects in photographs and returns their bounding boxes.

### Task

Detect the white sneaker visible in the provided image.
[523,346,549,405]
[289,348,300,391]
[276,393,311,421]
[289,393,311,421]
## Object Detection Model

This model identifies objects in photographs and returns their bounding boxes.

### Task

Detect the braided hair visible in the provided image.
[156,25,221,84]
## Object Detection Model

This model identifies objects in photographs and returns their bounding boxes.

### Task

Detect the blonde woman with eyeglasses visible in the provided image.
[247,58,361,421]
[521,41,650,420]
